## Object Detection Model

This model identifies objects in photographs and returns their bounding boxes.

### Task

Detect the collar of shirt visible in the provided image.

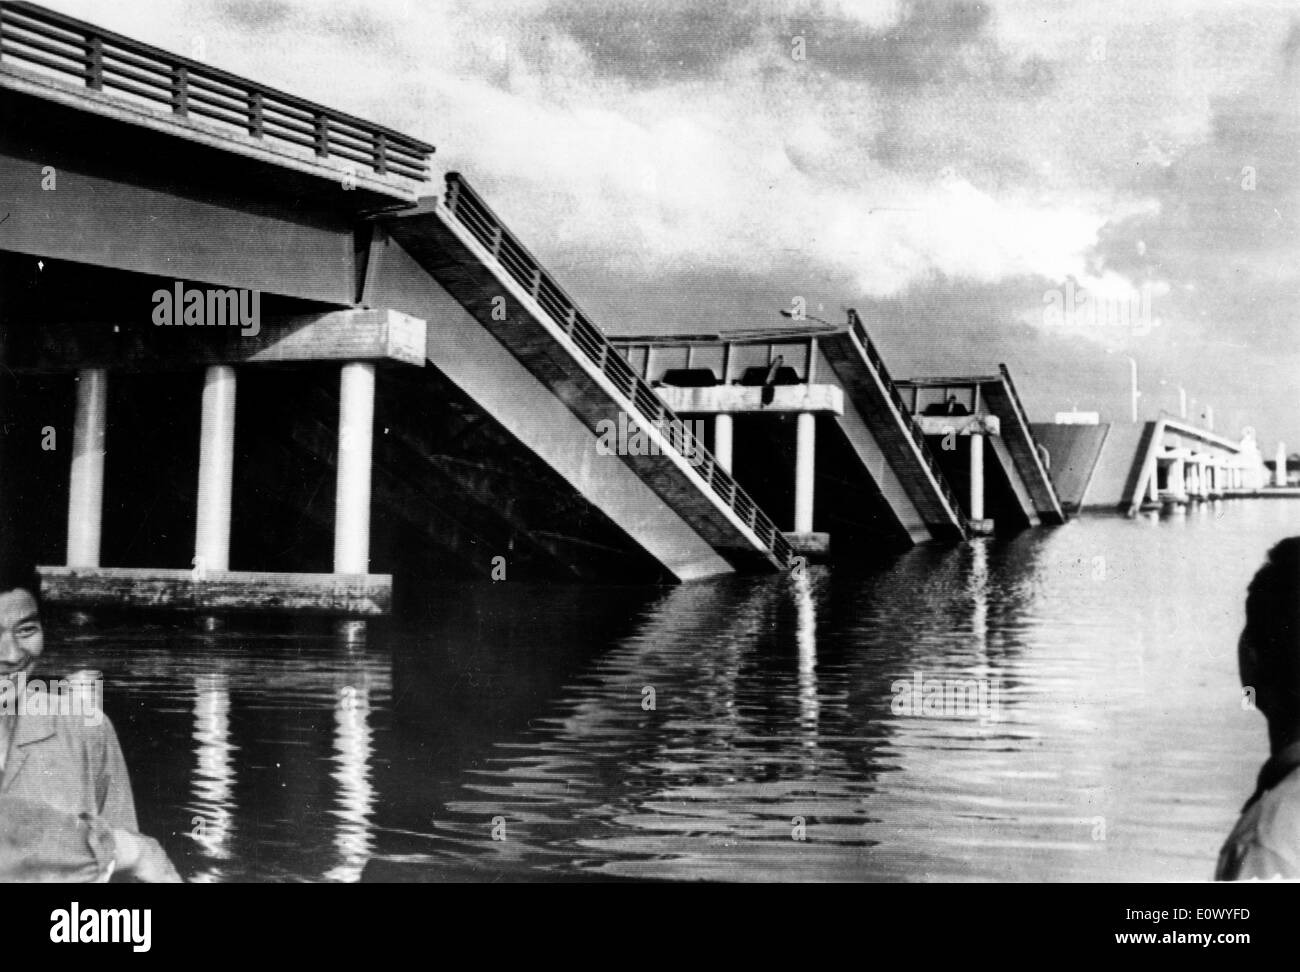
[1246,739,1300,811]
[0,714,59,788]
[11,713,58,747]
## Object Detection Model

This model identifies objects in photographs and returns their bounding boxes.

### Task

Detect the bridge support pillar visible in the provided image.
[969,430,985,523]
[714,413,734,474]
[66,368,108,567]
[334,362,375,574]
[195,365,237,572]
[793,411,815,534]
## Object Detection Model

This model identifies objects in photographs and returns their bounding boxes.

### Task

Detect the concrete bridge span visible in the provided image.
[0,1,790,616]
[611,315,973,557]
[896,370,1066,534]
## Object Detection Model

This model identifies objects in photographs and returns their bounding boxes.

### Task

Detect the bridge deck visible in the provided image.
[612,319,969,545]
[379,175,791,574]
[0,1,433,203]
[898,369,1066,526]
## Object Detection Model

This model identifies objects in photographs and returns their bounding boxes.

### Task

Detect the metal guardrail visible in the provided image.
[0,1,433,185]
[846,312,968,527]
[443,172,794,567]
[996,363,1064,513]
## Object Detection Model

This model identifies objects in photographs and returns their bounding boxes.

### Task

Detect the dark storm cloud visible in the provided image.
[542,0,1047,92]
[788,0,995,89]
[213,0,295,31]
[542,0,763,83]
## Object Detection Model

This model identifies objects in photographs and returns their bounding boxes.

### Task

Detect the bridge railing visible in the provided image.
[444,172,794,567]
[997,363,1063,507]
[0,1,433,186]
[847,313,968,524]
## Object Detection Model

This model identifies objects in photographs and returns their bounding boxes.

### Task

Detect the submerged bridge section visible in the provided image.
[612,314,969,556]
[1121,415,1257,516]
[895,370,1066,533]
[0,2,788,617]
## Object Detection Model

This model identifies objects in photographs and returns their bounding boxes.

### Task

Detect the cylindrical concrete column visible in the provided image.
[969,431,985,522]
[793,411,815,533]
[1170,458,1185,498]
[714,414,734,474]
[66,368,108,567]
[195,366,237,573]
[1147,460,1160,502]
[334,362,375,574]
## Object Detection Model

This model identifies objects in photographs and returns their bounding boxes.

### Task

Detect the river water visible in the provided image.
[39,500,1298,882]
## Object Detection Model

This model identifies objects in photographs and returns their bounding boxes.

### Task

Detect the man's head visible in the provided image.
[0,556,42,679]
[1240,537,1300,738]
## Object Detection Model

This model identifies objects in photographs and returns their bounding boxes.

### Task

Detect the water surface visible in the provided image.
[42,500,1297,881]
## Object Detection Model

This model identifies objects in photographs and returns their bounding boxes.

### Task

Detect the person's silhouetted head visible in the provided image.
[1240,537,1300,746]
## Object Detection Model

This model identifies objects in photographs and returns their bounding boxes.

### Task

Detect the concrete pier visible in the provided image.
[195,366,237,573]
[793,411,816,534]
[969,429,985,524]
[714,414,734,473]
[334,362,376,576]
[66,368,108,568]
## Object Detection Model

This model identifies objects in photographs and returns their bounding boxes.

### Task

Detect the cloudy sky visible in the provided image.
[46,0,1300,448]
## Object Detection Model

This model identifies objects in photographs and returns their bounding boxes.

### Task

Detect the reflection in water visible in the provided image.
[324,678,375,883]
[68,501,1296,881]
[190,673,235,883]
[793,569,819,747]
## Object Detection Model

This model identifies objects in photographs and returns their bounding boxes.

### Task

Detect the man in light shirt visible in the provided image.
[0,795,179,882]
[0,555,179,882]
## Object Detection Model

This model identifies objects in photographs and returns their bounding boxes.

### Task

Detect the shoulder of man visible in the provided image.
[1252,771,1300,853]
[1220,772,1300,880]
[27,708,121,747]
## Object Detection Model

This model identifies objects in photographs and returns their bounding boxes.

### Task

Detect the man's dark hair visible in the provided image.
[1242,537,1300,719]
[0,552,41,614]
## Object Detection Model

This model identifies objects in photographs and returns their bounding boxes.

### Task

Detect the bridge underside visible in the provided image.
[899,371,1066,530]
[1,186,783,608]
[713,410,919,553]
[6,351,674,606]
[375,200,786,576]
[613,323,969,555]
[918,430,1035,534]
[1120,416,1250,515]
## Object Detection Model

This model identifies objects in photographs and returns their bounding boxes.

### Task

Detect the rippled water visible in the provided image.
[37,500,1300,881]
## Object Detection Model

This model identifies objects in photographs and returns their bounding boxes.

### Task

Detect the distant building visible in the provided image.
[1263,455,1300,487]
[1053,411,1100,425]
